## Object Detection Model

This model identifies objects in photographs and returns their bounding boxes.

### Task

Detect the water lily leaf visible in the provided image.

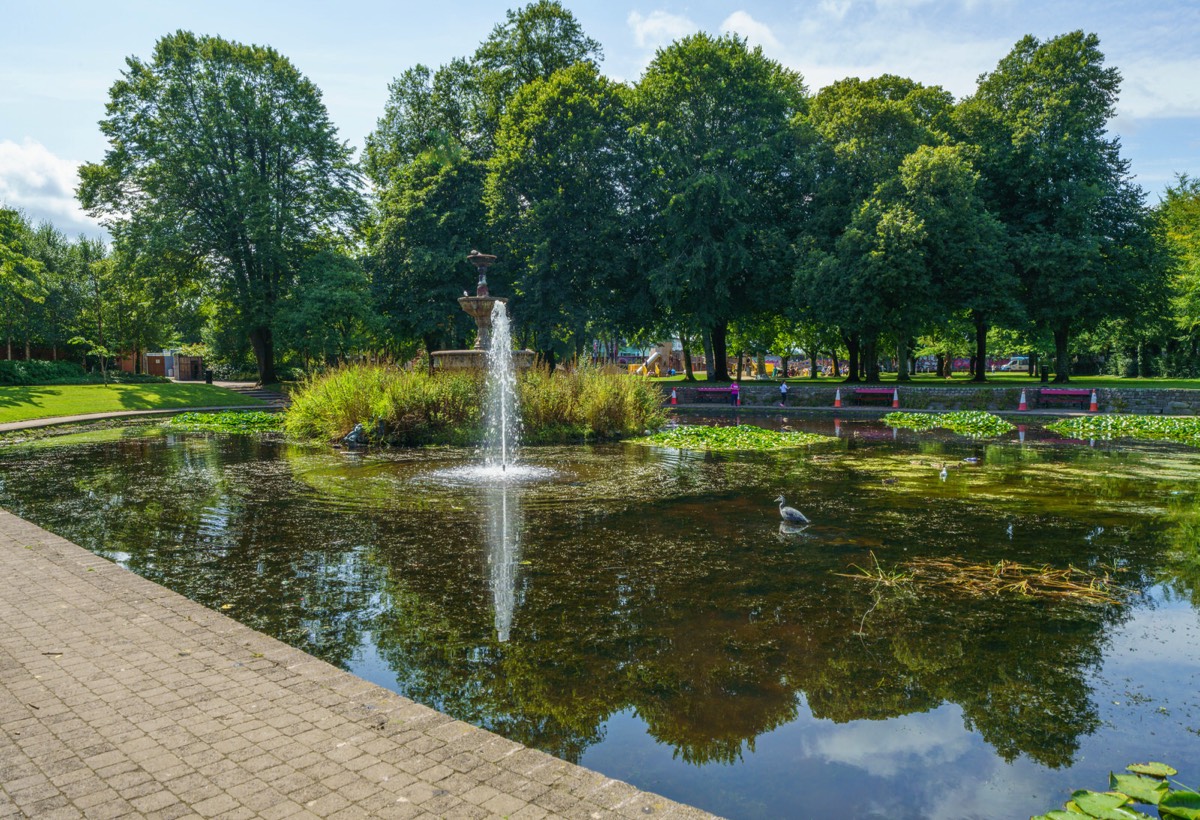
[1032,812,1085,820]
[1109,773,1168,805]
[1068,790,1147,819]
[1160,791,1200,819]
[1125,762,1177,778]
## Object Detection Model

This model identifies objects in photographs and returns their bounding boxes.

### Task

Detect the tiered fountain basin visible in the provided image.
[432,349,536,371]
[432,295,535,371]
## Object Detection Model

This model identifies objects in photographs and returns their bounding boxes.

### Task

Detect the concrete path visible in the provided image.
[0,510,714,819]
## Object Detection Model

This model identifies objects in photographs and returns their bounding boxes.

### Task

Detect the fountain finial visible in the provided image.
[467,250,497,298]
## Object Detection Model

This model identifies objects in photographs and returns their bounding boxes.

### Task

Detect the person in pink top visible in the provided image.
[730,381,740,406]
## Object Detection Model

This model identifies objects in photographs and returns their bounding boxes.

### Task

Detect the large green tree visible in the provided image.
[486,63,640,366]
[633,34,807,381]
[959,31,1153,382]
[78,31,363,384]
[796,75,953,381]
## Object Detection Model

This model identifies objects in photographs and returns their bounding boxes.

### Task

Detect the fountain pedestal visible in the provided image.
[431,252,535,372]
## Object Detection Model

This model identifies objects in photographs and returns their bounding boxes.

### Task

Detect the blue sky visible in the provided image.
[3,0,1198,237]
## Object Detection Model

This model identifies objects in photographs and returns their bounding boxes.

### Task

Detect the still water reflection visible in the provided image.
[1,417,1198,819]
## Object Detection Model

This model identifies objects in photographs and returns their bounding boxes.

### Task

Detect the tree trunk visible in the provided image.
[809,350,819,379]
[780,355,789,379]
[702,329,715,380]
[830,350,840,379]
[1028,353,1037,378]
[682,344,695,381]
[736,349,744,381]
[896,338,910,381]
[248,325,278,385]
[710,324,730,381]
[844,335,860,383]
[864,337,880,382]
[972,315,988,383]
[936,353,945,377]
[1053,326,1071,383]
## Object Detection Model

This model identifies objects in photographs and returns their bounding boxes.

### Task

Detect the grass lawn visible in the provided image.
[0,383,266,424]
[651,373,1200,389]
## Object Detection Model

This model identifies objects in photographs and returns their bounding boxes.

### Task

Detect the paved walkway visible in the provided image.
[0,510,714,819]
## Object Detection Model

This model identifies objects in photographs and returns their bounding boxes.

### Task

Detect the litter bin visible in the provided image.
[204,369,213,384]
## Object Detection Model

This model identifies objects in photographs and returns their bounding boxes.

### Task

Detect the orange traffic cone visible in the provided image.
[891,388,899,409]
[670,388,677,405]
[1018,389,1028,411]
[834,388,842,408]
[1089,390,1098,412]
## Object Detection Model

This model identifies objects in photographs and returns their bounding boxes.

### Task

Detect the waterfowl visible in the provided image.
[774,495,810,524]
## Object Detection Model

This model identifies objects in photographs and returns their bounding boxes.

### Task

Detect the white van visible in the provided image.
[1000,356,1029,371]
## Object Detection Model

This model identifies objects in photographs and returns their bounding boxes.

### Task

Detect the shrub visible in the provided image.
[0,360,170,385]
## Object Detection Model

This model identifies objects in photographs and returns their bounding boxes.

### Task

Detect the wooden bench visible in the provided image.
[853,387,895,406]
[695,387,732,403]
[1037,388,1092,410]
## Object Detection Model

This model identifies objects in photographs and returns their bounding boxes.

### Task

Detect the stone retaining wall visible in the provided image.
[668,383,1200,415]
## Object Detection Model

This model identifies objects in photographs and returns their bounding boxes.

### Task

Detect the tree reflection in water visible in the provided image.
[0,428,1195,816]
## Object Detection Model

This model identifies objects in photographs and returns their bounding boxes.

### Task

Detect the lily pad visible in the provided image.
[1161,791,1200,820]
[1126,762,1178,778]
[1110,773,1168,805]
[1068,790,1150,819]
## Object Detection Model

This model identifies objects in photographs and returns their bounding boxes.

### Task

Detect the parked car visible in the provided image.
[1000,356,1029,371]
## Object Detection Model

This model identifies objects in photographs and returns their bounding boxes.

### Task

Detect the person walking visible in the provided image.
[730,381,740,406]
[779,380,789,407]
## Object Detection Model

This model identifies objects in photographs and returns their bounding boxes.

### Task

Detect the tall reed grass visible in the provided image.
[284,362,665,445]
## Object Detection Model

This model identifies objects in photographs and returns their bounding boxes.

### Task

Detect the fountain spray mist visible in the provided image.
[484,301,521,471]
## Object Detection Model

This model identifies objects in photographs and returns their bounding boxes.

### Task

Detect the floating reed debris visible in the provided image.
[838,555,1122,605]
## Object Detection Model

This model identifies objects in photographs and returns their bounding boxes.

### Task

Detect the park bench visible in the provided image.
[1037,388,1092,410]
[853,387,895,406]
[695,387,732,403]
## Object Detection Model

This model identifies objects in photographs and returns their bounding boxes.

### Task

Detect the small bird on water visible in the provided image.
[774,495,810,524]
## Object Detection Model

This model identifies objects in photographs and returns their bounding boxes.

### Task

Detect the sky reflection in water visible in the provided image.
[0,416,1197,819]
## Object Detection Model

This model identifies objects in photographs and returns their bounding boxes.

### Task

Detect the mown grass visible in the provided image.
[0,384,264,424]
[284,362,666,445]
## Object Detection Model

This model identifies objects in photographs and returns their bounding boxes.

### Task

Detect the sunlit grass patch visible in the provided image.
[633,424,828,451]
[1048,414,1200,447]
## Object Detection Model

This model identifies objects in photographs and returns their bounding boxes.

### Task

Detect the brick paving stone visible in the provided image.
[0,510,719,819]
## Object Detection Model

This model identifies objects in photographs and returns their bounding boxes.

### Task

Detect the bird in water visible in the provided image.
[774,495,810,524]
[939,464,948,482]
[962,456,981,464]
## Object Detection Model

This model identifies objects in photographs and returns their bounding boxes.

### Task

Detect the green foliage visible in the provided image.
[633,33,808,379]
[883,410,1015,437]
[166,411,282,434]
[1032,763,1196,820]
[633,424,826,452]
[78,30,363,384]
[487,62,640,360]
[283,362,663,445]
[519,364,666,441]
[1047,414,1200,447]
[0,359,168,386]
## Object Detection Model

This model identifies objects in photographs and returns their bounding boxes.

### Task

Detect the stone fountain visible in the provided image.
[431,251,535,372]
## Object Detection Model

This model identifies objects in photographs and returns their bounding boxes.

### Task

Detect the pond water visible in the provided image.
[1,415,1198,819]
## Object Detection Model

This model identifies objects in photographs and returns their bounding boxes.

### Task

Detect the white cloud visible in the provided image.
[1116,57,1200,119]
[627,10,697,50]
[720,11,783,53]
[0,138,101,237]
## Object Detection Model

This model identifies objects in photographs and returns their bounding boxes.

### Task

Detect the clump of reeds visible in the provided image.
[284,361,666,445]
[839,555,1122,605]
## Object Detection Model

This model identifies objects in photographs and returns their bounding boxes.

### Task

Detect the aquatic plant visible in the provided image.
[284,362,665,445]
[1048,414,1200,447]
[883,410,1015,438]
[1032,762,1200,819]
[167,411,282,434]
[633,424,827,452]
[839,556,1122,605]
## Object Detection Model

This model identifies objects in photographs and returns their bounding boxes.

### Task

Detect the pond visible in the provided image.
[1,415,1198,819]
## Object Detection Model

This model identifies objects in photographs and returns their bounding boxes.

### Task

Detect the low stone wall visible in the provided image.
[668,383,1200,415]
